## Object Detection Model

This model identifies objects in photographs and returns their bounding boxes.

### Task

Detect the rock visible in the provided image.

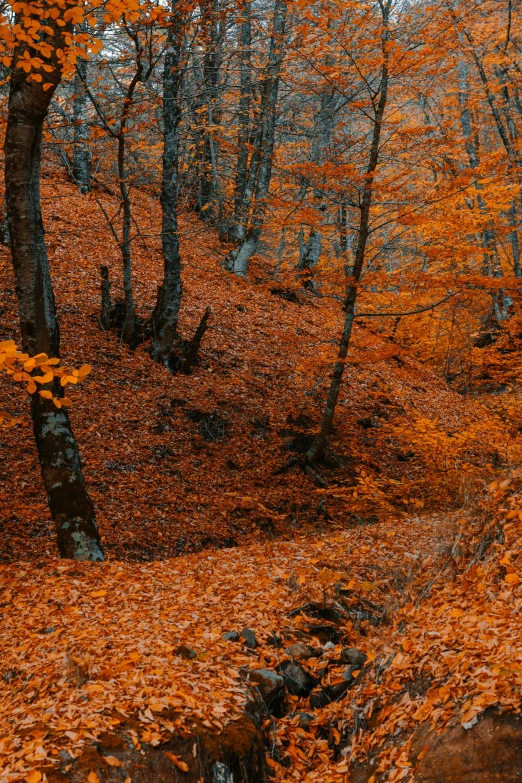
[343,665,360,681]
[175,644,197,660]
[412,710,522,783]
[310,680,353,709]
[340,648,367,668]
[243,668,286,718]
[284,643,314,660]
[48,709,266,782]
[223,631,240,642]
[281,661,317,698]
[296,712,315,729]
[240,628,257,649]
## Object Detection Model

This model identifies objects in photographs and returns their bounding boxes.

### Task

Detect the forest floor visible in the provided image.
[2,168,522,782]
[0,168,514,562]
[0,509,457,781]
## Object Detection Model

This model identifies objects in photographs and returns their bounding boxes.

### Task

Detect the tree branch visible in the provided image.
[354,291,460,319]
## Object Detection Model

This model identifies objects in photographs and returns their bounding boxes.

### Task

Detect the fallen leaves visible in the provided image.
[164,752,189,772]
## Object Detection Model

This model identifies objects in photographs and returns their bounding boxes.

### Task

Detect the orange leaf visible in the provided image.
[165,752,189,772]
[103,757,121,767]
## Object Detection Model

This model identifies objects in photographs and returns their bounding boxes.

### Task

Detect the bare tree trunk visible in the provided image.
[225,0,287,276]
[195,0,224,229]
[298,229,322,291]
[73,57,91,193]
[510,200,522,278]
[458,55,512,319]
[307,1,391,466]
[5,26,103,560]
[228,0,252,243]
[297,82,340,289]
[118,126,137,345]
[152,0,184,365]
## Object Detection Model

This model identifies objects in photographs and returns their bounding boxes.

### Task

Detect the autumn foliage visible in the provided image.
[2,0,522,780]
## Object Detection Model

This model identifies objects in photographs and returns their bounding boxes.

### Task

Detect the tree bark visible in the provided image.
[228,0,253,244]
[73,57,91,193]
[225,0,287,276]
[5,26,103,560]
[152,0,185,365]
[194,0,224,229]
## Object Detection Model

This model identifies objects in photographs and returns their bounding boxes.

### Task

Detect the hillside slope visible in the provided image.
[0,170,513,561]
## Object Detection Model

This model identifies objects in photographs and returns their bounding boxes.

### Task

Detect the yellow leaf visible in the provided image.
[26,772,42,783]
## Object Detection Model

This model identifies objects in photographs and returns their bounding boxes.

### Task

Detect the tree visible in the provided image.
[4,6,105,560]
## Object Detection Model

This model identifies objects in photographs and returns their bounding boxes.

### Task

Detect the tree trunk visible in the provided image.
[73,57,91,193]
[228,0,253,244]
[118,128,137,346]
[152,0,184,365]
[306,2,391,465]
[5,29,103,561]
[458,55,512,319]
[194,0,224,228]
[298,229,322,291]
[225,0,287,276]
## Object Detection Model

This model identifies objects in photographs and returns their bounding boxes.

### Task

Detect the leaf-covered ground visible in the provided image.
[0,512,453,782]
[2,169,522,783]
[0,170,512,562]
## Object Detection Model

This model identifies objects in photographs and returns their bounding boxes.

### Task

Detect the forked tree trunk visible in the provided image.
[5,29,103,560]
[152,0,184,365]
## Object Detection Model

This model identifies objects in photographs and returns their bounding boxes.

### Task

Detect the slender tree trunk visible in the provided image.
[73,57,91,193]
[195,0,224,227]
[5,27,103,560]
[458,55,512,319]
[275,225,286,280]
[307,3,390,465]
[118,130,137,345]
[152,0,184,365]
[228,0,253,243]
[298,229,322,291]
[225,0,287,276]
[510,200,522,278]
[297,82,340,289]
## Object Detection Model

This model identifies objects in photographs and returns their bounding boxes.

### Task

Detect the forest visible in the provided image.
[2,0,522,780]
